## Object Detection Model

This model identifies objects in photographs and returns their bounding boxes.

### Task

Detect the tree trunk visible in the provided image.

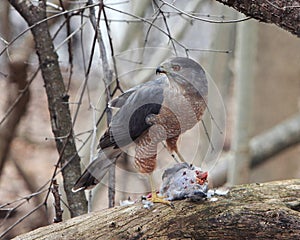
[8,0,87,216]
[228,17,257,185]
[210,113,300,187]
[216,0,300,37]
[13,179,300,240]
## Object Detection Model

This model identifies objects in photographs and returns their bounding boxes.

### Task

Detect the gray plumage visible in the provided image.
[72,57,208,192]
[159,163,208,201]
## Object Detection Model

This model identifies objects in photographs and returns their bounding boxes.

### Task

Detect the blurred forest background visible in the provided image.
[0,0,299,239]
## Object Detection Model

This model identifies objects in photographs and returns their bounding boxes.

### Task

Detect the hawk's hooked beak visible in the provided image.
[156,66,167,75]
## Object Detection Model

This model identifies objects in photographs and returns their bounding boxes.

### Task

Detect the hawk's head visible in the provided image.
[156,57,208,96]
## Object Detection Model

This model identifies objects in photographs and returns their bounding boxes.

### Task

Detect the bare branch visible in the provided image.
[104,4,189,52]
[102,7,123,93]
[0,202,45,239]
[58,0,74,92]
[88,0,115,207]
[160,0,251,23]
[215,0,300,36]
[0,2,101,57]
[144,0,177,54]
[250,113,300,167]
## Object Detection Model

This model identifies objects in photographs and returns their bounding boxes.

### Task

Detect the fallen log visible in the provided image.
[14,179,300,240]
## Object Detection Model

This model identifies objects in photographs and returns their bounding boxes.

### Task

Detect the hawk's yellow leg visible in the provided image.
[148,174,172,206]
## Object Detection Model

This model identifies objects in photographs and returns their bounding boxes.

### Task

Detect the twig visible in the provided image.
[265,0,300,10]
[88,104,98,213]
[54,22,87,53]
[58,0,74,92]
[0,189,47,209]
[202,97,224,135]
[159,0,251,24]
[102,7,123,93]
[51,179,63,223]
[88,0,115,208]
[143,2,165,52]
[201,119,215,153]
[153,0,177,54]
[161,142,180,163]
[0,2,101,57]
[0,202,45,239]
[104,5,188,52]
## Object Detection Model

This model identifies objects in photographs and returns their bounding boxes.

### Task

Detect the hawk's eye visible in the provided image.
[172,65,181,71]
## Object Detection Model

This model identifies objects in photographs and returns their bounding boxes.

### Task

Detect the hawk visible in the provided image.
[72,57,208,203]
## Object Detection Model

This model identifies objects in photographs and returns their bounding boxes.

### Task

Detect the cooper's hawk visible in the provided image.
[72,57,208,203]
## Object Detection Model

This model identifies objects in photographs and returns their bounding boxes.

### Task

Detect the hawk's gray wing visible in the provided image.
[108,90,136,109]
[74,76,168,191]
[99,76,168,149]
[109,76,167,108]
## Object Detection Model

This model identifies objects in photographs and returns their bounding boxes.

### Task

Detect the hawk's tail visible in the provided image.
[72,147,121,192]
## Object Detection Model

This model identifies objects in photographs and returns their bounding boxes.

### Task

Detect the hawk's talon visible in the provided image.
[148,191,173,206]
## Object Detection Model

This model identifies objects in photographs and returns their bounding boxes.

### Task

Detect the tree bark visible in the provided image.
[216,0,300,37]
[13,179,300,240]
[8,0,87,217]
